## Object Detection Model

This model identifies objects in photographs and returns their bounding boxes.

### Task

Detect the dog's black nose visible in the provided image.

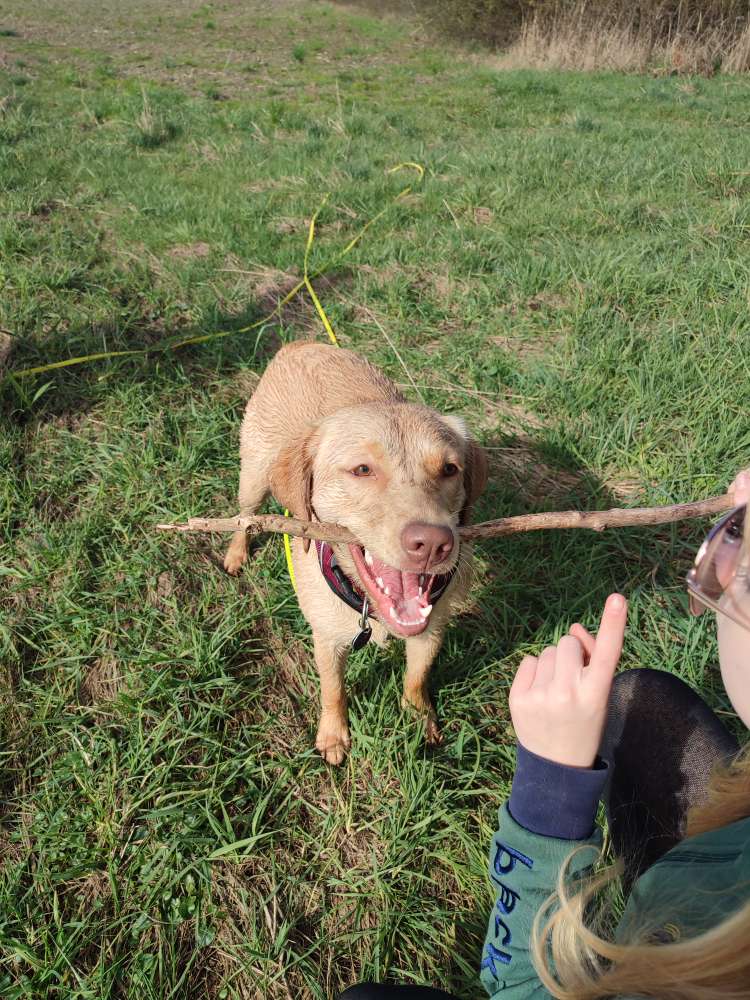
[401,522,454,570]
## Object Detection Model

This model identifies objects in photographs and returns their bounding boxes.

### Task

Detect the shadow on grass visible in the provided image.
[0,269,356,428]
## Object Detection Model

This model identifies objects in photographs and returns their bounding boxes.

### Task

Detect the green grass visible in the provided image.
[1,1,750,997]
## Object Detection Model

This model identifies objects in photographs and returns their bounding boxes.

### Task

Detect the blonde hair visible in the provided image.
[531,747,750,999]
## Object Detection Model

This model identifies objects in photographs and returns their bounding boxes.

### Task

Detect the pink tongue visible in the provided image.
[372,559,424,617]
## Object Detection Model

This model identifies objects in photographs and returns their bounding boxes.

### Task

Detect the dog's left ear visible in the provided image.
[441,415,488,526]
[269,425,319,553]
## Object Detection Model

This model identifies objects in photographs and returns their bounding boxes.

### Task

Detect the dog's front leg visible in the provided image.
[313,636,351,765]
[403,630,444,746]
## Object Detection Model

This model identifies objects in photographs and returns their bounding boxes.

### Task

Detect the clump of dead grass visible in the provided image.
[131,93,180,149]
[80,654,123,703]
[496,3,750,75]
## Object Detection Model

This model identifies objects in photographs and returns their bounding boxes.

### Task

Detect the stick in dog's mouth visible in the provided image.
[348,543,446,637]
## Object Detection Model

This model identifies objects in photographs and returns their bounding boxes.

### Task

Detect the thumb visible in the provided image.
[585,593,627,693]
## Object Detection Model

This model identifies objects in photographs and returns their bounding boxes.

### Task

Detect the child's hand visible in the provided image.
[729,468,750,507]
[509,594,628,768]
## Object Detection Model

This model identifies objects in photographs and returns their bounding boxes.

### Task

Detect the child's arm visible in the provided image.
[480,748,608,998]
[481,594,627,996]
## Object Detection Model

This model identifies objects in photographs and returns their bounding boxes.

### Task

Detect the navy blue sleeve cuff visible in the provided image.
[508,742,609,840]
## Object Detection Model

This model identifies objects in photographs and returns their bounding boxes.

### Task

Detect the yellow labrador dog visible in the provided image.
[225,343,487,763]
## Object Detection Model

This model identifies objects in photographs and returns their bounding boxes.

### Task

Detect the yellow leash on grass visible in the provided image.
[282,162,424,591]
[5,159,425,591]
[6,162,423,381]
[283,197,340,591]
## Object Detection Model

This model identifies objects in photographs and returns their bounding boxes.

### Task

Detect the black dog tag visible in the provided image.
[351,626,372,651]
[351,596,372,650]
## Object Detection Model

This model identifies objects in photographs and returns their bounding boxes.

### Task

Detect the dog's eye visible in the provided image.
[352,464,372,477]
[442,462,459,478]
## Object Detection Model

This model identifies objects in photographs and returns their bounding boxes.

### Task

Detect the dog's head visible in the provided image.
[270,402,487,637]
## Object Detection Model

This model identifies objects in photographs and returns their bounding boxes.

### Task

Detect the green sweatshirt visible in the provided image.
[480,803,750,998]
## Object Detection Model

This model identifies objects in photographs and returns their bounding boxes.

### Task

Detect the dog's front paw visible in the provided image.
[223,538,247,576]
[402,690,442,747]
[316,713,351,766]
[424,715,443,747]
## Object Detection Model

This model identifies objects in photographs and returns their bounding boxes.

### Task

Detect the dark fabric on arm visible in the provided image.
[508,743,609,840]
[338,987,459,1000]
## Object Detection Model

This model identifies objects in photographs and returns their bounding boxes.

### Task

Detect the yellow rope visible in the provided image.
[283,198,346,590]
[6,163,423,381]
[6,162,425,594]
[282,523,298,591]
[303,197,340,348]
[282,164,424,589]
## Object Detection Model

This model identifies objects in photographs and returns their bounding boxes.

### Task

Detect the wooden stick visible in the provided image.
[157,513,358,543]
[459,493,731,540]
[156,493,732,544]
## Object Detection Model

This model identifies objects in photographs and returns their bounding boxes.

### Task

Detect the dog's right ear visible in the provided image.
[269,427,319,553]
[460,437,488,526]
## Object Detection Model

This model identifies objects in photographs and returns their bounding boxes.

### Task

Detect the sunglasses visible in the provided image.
[687,504,750,633]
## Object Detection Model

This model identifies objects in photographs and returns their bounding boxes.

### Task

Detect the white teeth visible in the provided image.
[364,549,374,567]
[418,586,423,597]
[384,606,430,628]
[376,576,384,589]
[384,586,390,596]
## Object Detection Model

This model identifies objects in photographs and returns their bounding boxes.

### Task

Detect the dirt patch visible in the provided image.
[271,217,304,236]
[0,835,24,869]
[244,176,306,194]
[500,291,573,318]
[359,263,405,286]
[248,265,301,305]
[220,260,304,319]
[195,141,221,163]
[473,205,494,226]
[168,242,211,261]
[435,372,545,432]
[218,261,356,344]
[490,331,566,362]
[222,255,310,338]
[151,570,175,603]
[526,291,570,311]
[214,368,262,406]
[75,869,113,908]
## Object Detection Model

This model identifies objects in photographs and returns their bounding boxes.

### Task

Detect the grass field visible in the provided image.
[2,1,750,997]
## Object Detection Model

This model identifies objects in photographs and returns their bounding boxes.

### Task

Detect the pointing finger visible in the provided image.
[585,594,627,693]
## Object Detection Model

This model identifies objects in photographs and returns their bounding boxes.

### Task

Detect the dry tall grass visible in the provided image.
[496,3,750,75]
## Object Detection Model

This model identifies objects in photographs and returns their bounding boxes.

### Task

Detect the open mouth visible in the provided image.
[349,544,450,637]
